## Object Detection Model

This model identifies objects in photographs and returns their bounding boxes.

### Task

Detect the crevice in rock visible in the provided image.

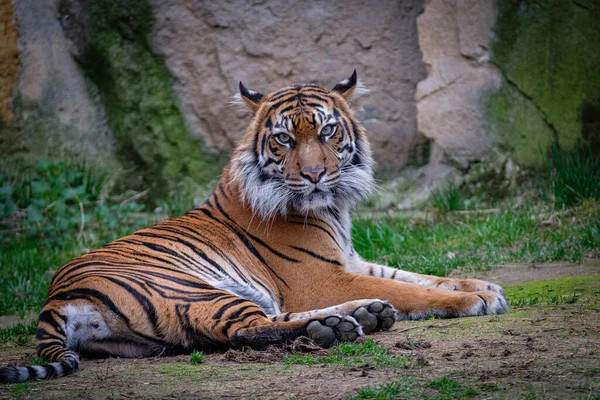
[416,73,464,102]
[492,61,560,146]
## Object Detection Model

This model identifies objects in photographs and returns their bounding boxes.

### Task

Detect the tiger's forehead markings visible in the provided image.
[268,88,334,133]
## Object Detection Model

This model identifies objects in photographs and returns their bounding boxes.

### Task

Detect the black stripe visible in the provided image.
[287,221,343,250]
[49,288,129,323]
[36,340,65,357]
[290,246,342,266]
[134,232,233,276]
[212,196,300,264]
[175,303,191,330]
[213,298,248,320]
[218,183,230,200]
[46,363,60,379]
[138,228,231,276]
[268,90,296,102]
[199,208,289,288]
[150,224,255,285]
[26,366,38,379]
[37,310,66,336]
[102,276,160,334]
[221,310,266,336]
[36,328,65,342]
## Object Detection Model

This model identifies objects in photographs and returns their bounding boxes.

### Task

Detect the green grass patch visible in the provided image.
[158,364,205,377]
[424,376,479,399]
[351,376,481,400]
[351,378,415,400]
[543,144,600,209]
[10,382,32,398]
[284,339,413,368]
[31,356,49,366]
[189,349,205,364]
[352,204,600,277]
[0,320,37,343]
[431,182,465,212]
[504,275,600,308]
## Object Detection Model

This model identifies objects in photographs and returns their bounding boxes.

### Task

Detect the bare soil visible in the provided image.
[1,262,599,400]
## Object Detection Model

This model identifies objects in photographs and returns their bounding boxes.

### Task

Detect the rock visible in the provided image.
[416,0,502,171]
[150,0,425,172]
[11,0,117,165]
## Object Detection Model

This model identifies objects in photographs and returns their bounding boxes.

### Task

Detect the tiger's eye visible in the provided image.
[320,125,336,138]
[274,133,293,145]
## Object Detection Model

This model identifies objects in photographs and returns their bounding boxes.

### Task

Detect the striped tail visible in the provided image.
[0,351,79,383]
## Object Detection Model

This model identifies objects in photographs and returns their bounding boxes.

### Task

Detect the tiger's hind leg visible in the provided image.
[270,299,397,335]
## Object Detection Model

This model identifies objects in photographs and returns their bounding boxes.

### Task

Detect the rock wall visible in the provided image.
[5,0,597,202]
[0,0,18,125]
[150,0,425,173]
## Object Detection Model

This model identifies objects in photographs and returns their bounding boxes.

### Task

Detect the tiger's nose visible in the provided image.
[300,165,326,183]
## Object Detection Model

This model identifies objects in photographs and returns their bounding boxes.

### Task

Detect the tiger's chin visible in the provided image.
[291,190,335,214]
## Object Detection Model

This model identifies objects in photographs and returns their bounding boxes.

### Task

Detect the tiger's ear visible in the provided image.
[239,81,264,113]
[331,70,357,100]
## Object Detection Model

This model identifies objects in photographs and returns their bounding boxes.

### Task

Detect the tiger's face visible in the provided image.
[231,71,374,218]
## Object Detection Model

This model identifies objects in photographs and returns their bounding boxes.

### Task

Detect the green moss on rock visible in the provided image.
[487,85,555,166]
[84,0,224,197]
[488,0,600,166]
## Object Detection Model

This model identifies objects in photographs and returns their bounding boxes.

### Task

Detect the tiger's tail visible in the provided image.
[0,351,79,383]
[0,307,80,383]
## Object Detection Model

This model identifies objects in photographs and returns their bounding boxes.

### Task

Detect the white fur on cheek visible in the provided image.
[231,142,374,219]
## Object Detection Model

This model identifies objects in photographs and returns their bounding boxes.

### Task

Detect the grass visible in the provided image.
[10,382,32,399]
[351,378,415,400]
[353,202,600,278]
[543,144,600,208]
[426,377,479,399]
[504,275,599,308]
[0,320,37,342]
[189,349,205,364]
[431,182,465,212]
[284,339,414,368]
[31,357,49,366]
[351,376,481,400]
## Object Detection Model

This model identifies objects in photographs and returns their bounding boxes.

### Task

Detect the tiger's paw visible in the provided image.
[351,300,396,334]
[306,315,364,348]
[436,278,507,307]
[469,291,509,316]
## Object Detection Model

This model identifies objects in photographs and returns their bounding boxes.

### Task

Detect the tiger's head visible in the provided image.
[230,71,374,218]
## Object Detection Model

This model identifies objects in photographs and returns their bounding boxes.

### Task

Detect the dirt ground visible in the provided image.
[1,262,599,400]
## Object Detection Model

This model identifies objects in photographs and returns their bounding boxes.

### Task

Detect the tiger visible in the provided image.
[0,71,508,383]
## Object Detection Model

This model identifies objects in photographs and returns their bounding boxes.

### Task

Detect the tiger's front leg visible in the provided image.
[317,270,509,320]
[346,257,507,303]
